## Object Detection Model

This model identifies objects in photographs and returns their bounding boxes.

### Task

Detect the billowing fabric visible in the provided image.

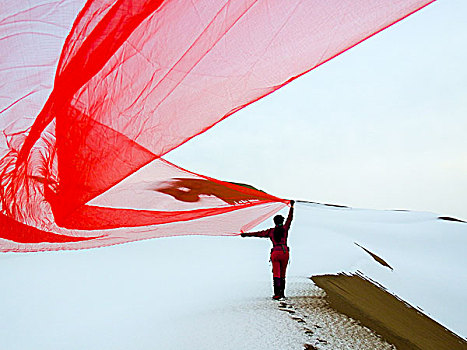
[0,0,435,252]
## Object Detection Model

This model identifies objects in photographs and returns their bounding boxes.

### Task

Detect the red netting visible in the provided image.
[0,0,435,252]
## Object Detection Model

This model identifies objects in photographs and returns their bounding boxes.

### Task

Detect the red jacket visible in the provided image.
[242,205,294,252]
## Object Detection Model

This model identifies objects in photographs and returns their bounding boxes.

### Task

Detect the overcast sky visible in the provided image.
[167,0,467,221]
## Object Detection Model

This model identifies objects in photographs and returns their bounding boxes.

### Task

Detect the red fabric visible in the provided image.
[0,0,435,252]
[271,250,289,278]
[242,206,294,250]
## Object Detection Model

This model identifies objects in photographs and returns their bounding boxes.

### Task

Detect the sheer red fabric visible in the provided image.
[0,0,435,252]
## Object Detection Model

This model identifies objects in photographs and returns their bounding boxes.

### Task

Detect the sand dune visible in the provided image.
[312,273,467,350]
[1,202,466,349]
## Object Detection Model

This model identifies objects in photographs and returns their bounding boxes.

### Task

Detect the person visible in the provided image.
[241,200,295,300]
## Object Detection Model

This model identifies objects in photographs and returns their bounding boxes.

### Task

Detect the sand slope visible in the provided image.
[312,273,467,350]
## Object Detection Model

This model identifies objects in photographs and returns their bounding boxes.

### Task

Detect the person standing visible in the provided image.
[241,200,295,300]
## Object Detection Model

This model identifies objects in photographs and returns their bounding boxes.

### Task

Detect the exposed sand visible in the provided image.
[354,242,393,270]
[311,273,467,350]
[438,216,466,223]
[282,278,396,349]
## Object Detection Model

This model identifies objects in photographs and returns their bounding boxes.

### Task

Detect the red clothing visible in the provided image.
[242,205,294,278]
[242,205,294,250]
[271,250,289,278]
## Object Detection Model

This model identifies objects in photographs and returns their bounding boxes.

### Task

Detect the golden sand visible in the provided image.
[311,273,466,350]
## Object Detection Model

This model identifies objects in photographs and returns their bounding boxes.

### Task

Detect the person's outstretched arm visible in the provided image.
[284,200,295,230]
[241,228,271,238]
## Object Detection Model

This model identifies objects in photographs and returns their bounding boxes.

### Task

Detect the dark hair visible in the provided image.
[273,215,284,226]
[273,215,285,242]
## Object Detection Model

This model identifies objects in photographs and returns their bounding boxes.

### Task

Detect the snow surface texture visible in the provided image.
[0,202,465,349]
[290,202,467,338]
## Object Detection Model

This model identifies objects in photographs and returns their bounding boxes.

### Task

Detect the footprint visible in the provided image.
[279,308,296,314]
[291,316,306,323]
[303,344,318,350]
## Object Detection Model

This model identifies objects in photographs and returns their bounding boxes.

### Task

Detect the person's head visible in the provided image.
[273,215,284,226]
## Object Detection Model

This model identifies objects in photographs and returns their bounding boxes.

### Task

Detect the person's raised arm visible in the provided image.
[284,200,295,230]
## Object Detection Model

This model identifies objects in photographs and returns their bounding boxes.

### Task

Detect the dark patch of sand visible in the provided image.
[284,279,395,349]
[227,181,266,193]
[438,216,466,223]
[354,242,393,270]
[311,273,467,350]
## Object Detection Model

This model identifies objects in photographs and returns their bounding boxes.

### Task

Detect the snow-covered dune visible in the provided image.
[289,202,466,338]
[0,202,465,349]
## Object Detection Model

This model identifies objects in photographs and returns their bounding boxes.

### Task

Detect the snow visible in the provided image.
[0,202,465,349]
[289,202,467,337]
[0,234,309,349]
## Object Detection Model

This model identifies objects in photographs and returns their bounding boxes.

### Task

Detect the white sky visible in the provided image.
[167,0,467,221]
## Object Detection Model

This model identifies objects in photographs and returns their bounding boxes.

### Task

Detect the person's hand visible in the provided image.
[290,200,295,207]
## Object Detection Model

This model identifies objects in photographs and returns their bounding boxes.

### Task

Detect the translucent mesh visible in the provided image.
[0,0,435,252]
